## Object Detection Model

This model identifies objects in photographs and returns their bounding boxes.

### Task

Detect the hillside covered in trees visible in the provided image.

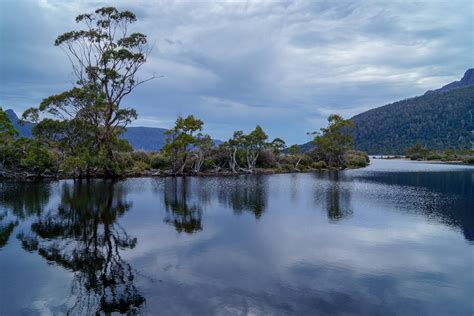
[351,72,474,154]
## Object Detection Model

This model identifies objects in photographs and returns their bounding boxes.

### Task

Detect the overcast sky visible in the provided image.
[1,0,473,144]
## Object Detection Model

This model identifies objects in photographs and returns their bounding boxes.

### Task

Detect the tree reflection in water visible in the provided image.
[0,182,51,249]
[163,177,203,234]
[313,172,353,222]
[16,180,145,314]
[218,176,268,219]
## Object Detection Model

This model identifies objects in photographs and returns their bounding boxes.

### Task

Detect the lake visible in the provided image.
[0,159,473,315]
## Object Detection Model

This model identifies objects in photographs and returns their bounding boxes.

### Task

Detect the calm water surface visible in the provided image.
[0,159,473,315]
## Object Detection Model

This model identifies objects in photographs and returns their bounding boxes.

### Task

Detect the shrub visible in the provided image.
[131,161,150,174]
[132,150,151,164]
[279,163,294,171]
[344,151,369,168]
[257,148,277,168]
[409,153,422,160]
[150,153,170,169]
[426,153,442,160]
[462,156,474,164]
[312,161,327,169]
[202,158,216,170]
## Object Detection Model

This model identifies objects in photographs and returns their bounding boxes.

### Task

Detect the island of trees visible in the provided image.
[0,7,368,180]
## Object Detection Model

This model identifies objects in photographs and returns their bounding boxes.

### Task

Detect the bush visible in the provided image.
[312,161,327,169]
[278,163,294,171]
[150,153,170,169]
[462,156,474,164]
[426,153,442,160]
[202,158,216,170]
[409,153,422,160]
[208,147,228,168]
[132,150,151,164]
[257,148,277,168]
[344,151,369,168]
[131,161,150,174]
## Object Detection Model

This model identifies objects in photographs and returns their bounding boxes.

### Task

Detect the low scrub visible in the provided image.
[344,151,370,168]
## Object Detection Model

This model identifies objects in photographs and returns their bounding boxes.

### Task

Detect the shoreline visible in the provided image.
[372,157,472,166]
[0,165,367,182]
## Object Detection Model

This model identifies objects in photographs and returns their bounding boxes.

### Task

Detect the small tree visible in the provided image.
[312,114,354,169]
[224,131,245,173]
[0,108,18,171]
[191,134,213,174]
[163,115,203,175]
[288,144,304,170]
[23,7,152,175]
[270,137,286,155]
[406,143,429,159]
[243,125,268,173]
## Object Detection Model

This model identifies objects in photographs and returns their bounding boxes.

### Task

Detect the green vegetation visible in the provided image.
[22,7,151,176]
[405,143,474,164]
[0,6,369,180]
[1,106,368,178]
[311,114,355,169]
[352,86,474,154]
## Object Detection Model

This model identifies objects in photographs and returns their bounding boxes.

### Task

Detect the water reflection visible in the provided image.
[163,177,203,234]
[312,172,353,222]
[355,170,474,241]
[0,161,473,315]
[16,180,145,314]
[0,212,16,248]
[0,182,51,249]
[0,181,51,218]
[324,173,353,222]
[218,176,268,219]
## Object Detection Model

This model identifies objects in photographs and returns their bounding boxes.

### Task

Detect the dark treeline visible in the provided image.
[404,143,474,163]
[0,7,368,180]
[352,85,474,154]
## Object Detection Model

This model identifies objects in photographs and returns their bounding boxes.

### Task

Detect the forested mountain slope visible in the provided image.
[351,85,474,154]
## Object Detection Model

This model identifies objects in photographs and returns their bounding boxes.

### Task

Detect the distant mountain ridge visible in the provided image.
[4,110,220,151]
[5,109,34,138]
[296,68,474,154]
[425,68,474,95]
[352,69,474,154]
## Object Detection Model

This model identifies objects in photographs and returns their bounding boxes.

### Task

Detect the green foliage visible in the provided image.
[21,6,149,176]
[0,107,18,138]
[150,153,170,169]
[343,151,369,168]
[405,145,473,163]
[18,139,56,174]
[162,115,204,175]
[243,125,268,172]
[0,108,19,171]
[270,137,286,155]
[463,156,474,164]
[352,86,474,154]
[312,161,328,169]
[312,114,354,169]
[288,144,300,155]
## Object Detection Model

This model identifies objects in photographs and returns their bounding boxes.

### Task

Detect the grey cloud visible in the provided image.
[1,0,472,144]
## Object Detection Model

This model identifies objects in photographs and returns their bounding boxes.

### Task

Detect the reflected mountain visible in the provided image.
[163,177,203,234]
[354,170,474,241]
[16,180,145,314]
